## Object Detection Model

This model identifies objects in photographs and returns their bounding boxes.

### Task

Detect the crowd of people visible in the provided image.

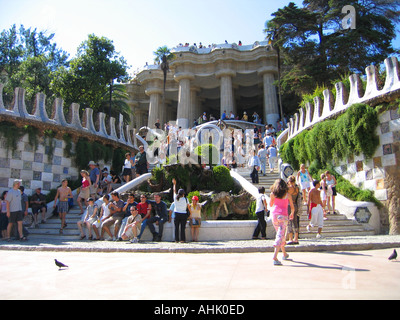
[191,110,288,130]
[74,178,203,243]
[0,160,339,268]
[252,167,336,265]
[0,179,51,242]
[175,40,244,50]
[0,112,338,267]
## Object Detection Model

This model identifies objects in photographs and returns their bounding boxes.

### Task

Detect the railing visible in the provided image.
[280,56,400,144]
[0,84,141,151]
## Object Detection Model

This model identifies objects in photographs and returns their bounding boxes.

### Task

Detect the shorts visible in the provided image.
[310,204,324,228]
[189,218,201,228]
[124,223,141,239]
[58,201,69,213]
[136,164,148,175]
[86,217,98,225]
[9,211,23,224]
[320,190,327,201]
[300,180,311,190]
[122,168,132,176]
[32,205,46,215]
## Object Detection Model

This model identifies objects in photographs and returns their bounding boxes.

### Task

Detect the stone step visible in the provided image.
[236,169,375,239]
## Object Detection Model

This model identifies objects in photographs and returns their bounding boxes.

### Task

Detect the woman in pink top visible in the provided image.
[269,179,295,265]
[77,170,91,214]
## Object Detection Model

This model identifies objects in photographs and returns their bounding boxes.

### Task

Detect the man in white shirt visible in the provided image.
[5,179,26,241]
[257,144,268,176]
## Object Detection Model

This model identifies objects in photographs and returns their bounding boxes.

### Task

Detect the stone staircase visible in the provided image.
[26,165,375,241]
[236,167,375,239]
[26,206,83,240]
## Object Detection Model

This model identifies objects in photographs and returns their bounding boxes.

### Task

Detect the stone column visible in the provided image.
[260,71,280,126]
[175,72,194,129]
[145,87,163,128]
[216,70,236,119]
[190,87,201,127]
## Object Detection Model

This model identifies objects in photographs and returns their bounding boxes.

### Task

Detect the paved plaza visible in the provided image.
[1,236,400,300]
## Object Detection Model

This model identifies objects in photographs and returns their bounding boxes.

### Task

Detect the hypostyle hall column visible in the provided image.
[216,69,236,119]
[260,70,280,126]
[175,72,194,129]
[145,87,163,128]
[190,86,201,127]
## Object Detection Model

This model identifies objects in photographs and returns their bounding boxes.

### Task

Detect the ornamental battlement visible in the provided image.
[279,56,400,146]
[0,83,141,151]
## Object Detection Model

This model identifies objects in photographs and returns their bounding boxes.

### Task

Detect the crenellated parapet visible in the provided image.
[0,84,140,151]
[284,56,400,142]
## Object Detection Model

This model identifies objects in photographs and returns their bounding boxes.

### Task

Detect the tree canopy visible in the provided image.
[0,26,130,120]
[0,24,69,109]
[51,34,130,115]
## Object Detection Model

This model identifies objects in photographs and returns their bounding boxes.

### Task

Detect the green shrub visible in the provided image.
[280,103,379,167]
[280,103,381,205]
[187,190,201,203]
[212,165,235,192]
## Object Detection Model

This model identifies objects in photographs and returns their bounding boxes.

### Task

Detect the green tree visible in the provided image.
[99,83,131,123]
[0,25,23,78]
[51,34,129,113]
[154,46,175,113]
[0,24,69,108]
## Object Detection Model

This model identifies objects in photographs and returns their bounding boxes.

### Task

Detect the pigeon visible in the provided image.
[388,249,397,261]
[54,259,69,269]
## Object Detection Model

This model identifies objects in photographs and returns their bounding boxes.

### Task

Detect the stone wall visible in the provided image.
[0,84,143,196]
[0,133,111,196]
[332,108,400,233]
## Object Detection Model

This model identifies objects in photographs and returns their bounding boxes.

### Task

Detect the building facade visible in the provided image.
[125,41,280,129]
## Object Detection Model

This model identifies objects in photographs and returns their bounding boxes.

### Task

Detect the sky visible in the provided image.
[0,0,399,77]
[0,0,304,74]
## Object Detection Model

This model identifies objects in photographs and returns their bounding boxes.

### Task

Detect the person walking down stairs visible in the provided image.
[248,150,261,184]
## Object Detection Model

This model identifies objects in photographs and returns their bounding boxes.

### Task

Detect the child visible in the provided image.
[98,195,112,240]
[189,196,202,242]
[306,180,325,239]
[269,179,295,265]
[77,198,98,240]
[53,179,73,234]
[296,164,313,205]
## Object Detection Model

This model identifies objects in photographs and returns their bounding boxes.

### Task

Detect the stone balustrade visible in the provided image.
[0,84,140,151]
[284,56,400,142]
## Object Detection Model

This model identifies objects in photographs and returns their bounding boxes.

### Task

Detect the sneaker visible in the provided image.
[130,237,138,243]
[316,233,323,239]
[282,254,290,260]
[306,225,311,233]
[273,259,282,266]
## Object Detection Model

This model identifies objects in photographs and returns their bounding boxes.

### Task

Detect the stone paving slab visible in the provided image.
[1,248,400,300]
[1,235,400,253]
